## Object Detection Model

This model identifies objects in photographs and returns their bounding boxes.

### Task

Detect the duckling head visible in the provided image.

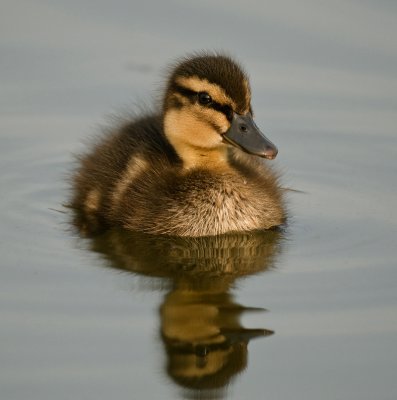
[163,53,277,169]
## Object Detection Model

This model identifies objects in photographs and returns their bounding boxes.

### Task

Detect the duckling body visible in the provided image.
[72,54,286,236]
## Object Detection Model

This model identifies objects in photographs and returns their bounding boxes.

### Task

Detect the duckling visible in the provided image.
[71,53,286,237]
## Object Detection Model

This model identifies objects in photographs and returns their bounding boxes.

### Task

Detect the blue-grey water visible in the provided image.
[1,1,397,399]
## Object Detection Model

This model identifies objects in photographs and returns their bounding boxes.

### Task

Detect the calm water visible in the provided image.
[1,1,397,399]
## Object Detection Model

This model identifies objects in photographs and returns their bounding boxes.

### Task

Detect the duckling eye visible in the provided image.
[198,92,212,105]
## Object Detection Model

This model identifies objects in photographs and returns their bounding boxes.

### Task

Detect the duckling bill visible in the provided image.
[71,53,286,236]
[223,113,278,159]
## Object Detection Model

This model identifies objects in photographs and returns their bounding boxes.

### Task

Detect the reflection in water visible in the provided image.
[75,221,284,399]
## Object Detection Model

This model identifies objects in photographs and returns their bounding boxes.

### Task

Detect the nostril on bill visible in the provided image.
[239,124,248,133]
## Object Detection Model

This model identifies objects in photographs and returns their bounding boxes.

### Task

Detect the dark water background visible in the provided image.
[1,1,397,399]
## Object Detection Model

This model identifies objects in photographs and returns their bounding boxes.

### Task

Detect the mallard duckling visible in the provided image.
[71,53,286,237]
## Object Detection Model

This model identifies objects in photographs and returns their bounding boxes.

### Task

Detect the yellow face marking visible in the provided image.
[164,107,230,169]
[165,107,224,149]
[243,79,251,113]
[172,92,189,105]
[176,76,237,110]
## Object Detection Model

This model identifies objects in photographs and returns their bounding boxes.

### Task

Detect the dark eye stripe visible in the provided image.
[211,103,233,122]
[173,84,197,99]
[173,84,234,121]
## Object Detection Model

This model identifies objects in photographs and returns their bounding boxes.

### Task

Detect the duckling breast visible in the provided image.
[119,168,285,237]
